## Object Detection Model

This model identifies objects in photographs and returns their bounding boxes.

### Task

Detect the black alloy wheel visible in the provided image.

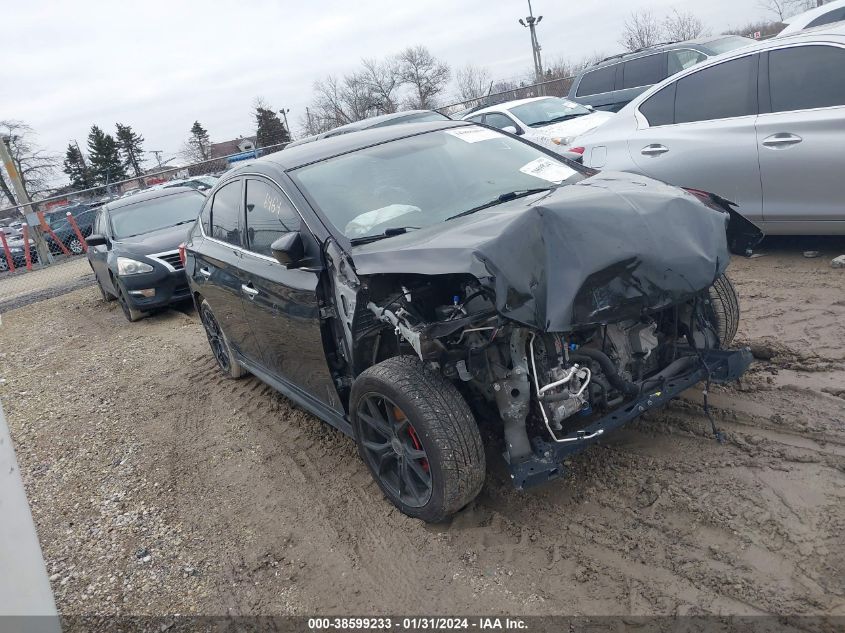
[356,394,432,508]
[200,304,230,372]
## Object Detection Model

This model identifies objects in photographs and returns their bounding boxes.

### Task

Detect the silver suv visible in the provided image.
[573,25,845,235]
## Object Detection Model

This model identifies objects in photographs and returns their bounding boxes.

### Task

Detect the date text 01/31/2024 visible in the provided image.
[307,617,528,630]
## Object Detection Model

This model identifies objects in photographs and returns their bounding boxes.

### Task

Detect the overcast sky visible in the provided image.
[4,0,766,167]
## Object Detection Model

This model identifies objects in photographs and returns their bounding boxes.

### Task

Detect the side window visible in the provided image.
[667,49,707,75]
[576,65,616,96]
[768,45,845,113]
[244,179,301,258]
[210,180,243,246]
[806,7,845,28]
[199,197,212,235]
[639,82,677,126]
[622,54,665,89]
[674,55,757,124]
[466,114,484,123]
[484,113,518,130]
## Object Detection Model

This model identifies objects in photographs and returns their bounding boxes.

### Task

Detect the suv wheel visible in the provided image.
[199,299,246,379]
[114,279,149,322]
[705,273,740,347]
[68,238,84,255]
[351,356,485,522]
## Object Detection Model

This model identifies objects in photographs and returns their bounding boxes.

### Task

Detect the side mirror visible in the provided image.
[502,125,523,136]
[270,232,304,267]
[86,234,109,247]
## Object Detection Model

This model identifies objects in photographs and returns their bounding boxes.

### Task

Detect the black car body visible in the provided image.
[87,187,205,321]
[286,110,452,148]
[185,121,760,522]
[567,35,753,112]
[44,205,99,255]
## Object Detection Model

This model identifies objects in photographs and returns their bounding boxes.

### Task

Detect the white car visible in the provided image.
[777,0,845,36]
[462,96,614,152]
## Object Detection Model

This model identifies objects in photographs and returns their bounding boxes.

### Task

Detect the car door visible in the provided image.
[756,43,845,227]
[192,179,258,359]
[628,53,763,223]
[237,176,342,411]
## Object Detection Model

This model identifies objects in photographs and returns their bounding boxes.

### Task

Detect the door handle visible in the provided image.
[198,267,211,278]
[762,133,802,148]
[241,283,259,299]
[641,144,669,156]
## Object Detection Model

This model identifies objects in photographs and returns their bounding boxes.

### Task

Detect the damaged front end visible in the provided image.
[344,272,751,490]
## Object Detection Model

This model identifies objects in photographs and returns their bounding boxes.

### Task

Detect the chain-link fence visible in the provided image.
[0,142,289,310]
[437,75,576,118]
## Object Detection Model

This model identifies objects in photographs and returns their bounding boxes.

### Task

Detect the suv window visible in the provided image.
[576,65,616,97]
[768,45,845,112]
[622,53,665,89]
[674,55,757,124]
[210,180,243,246]
[639,82,677,126]
[667,49,707,75]
[806,7,845,28]
[244,179,301,257]
[484,113,518,130]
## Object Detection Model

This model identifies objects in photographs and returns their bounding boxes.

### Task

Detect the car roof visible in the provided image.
[465,96,572,118]
[102,186,204,211]
[780,0,845,31]
[287,110,447,149]
[230,120,472,172]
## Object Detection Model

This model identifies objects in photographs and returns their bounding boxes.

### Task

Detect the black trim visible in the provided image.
[507,346,754,490]
[758,51,772,115]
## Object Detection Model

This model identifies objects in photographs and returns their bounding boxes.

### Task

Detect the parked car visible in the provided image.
[567,35,753,112]
[44,206,99,255]
[570,24,845,235]
[0,236,38,272]
[87,187,205,321]
[184,120,758,522]
[777,0,845,36]
[286,110,452,148]
[462,96,614,152]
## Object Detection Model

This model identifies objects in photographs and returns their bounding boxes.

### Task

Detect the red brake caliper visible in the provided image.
[396,407,429,473]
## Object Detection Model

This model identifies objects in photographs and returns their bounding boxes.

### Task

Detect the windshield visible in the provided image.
[508,97,592,127]
[110,192,204,239]
[704,36,752,55]
[291,126,583,241]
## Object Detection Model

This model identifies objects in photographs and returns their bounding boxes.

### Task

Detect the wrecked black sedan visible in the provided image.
[184,121,761,522]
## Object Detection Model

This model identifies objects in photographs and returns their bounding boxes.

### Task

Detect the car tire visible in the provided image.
[706,273,740,347]
[199,299,247,379]
[351,355,485,523]
[114,279,149,322]
[0,257,8,273]
[68,238,84,255]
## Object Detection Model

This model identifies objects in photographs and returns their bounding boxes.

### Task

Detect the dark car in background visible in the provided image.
[44,206,99,255]
[567,35,752,111]
[184,121,757,522]
[87,187,205,321]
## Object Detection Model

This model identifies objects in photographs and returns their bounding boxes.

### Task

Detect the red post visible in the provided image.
[65,211,88,253]
[37,211,71,256]
[0,230,16,273]
[22,225,33,270]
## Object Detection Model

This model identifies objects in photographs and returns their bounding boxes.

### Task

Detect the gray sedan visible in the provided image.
[571,24,845,235]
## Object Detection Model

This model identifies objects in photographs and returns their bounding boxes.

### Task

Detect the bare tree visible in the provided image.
[0,120,59,205]
[758,0,813,21]
[455,64,492,101]
[620,10,662,51]
[397,45,451,110]
[360,58,402,114]
[662,9,709,41]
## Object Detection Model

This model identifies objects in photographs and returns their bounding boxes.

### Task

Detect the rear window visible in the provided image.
[768,45,845,112]
[110,192,204,240]
[703,36,753,55]
[674,55,757,123]
[806,7,845,28]
[622,53,665,89]
[576,65,616,96]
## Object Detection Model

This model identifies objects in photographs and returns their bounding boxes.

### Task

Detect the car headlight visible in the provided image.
[117,256,154,275]
[551,136,571,146]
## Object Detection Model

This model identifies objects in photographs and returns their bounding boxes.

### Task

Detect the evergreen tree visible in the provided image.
[62,143,95,191]
[115,123,145,178]
[87,125,127,188]
[186,121,211,162]
[254,103,289,147]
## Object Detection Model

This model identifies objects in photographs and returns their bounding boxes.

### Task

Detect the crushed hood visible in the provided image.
[350,172,737,332]
[527,111,615,147]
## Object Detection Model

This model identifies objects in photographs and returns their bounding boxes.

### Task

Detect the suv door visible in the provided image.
[191,179,258,359]
[629,54,763,223]
[756,44,845,227]
[237,177,342,411]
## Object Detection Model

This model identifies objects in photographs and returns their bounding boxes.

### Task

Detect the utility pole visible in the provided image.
[278,109,292,142]
[151,150,164,168]
[0,136,53,264]
[519,0,545,90]
[73,140,88,170]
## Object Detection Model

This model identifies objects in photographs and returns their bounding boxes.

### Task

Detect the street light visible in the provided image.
[519,1,544,86]
[278,108,292,142]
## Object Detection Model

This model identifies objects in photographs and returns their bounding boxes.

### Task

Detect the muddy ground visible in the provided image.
[0,239,843,618]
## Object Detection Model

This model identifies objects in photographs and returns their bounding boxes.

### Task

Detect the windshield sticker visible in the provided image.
[444,127,502,143]
[519,157,577,183]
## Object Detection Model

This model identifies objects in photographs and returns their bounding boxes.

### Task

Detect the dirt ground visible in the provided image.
[0,239,843,618]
